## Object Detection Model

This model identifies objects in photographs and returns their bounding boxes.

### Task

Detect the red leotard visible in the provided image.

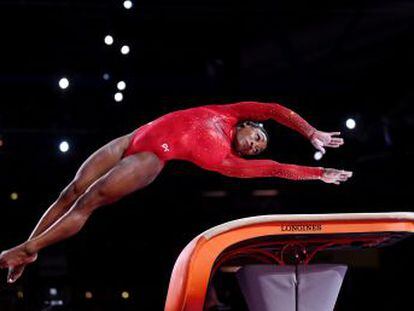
[123,101,324,180]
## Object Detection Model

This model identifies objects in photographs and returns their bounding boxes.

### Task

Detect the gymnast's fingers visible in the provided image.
[314,142,326,154]
[341,170,353,177]
[327,144,341,148]
[331,138,344,144]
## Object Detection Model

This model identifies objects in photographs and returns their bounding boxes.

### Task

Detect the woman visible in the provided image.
[0,101,352,283]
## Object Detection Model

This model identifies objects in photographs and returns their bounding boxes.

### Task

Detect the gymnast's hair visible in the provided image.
[238,120,269,141]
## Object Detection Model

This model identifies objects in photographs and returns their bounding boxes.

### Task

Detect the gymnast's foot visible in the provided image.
[7,262,32,284]
[0,244,37,275]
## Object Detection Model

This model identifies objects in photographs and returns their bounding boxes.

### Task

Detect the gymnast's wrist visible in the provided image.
[317,167,325,180]
[24,241,38,256]
[307,128,317,140]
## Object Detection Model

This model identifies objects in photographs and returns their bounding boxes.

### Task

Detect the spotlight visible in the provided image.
[252,189,279,197]
[49,300,63,306]
[59,141,70,153]
[10,192,18,200]
[17,291,24,299]
[58,77,69,90]
[114,92,124,102]
[0,138,3,147]
[123,0,133,9]
[121,45,130,55]
[117,81,126,91]
[104,35,114,45]
[346,118,356,130]
[121,291,130,299]
[314,151,323,161]
[49,288,58,296]
[85,291,93,299]
[103,73,111,80]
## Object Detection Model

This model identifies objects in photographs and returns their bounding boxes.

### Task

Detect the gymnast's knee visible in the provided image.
[77,183,118,211]
[59,180,85,202]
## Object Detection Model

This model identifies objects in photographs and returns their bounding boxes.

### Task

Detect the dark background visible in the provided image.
[0,0,413,310]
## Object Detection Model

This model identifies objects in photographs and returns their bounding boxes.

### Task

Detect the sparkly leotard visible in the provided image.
[123,102,323,180]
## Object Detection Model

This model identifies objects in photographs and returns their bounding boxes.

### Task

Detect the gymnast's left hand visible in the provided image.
[0,244,37,272]
[310,130,344,154]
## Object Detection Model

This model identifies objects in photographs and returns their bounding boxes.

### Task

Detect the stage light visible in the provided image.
[85,291,93,299]
[49,288,58,296]
[314,151,323,161]
[50,300,63,306]
[121,291,130,299]
[103,73,110,80]
[10,192,18,200]
[59,141,69,153]
[117,81,126,90]
[58,77,69,89]
[121,45,130,55]
[123,0,133,9]
[114,92,124,102]
[17,291,24,299]
[0,138,3,147]
[346,118,356,129]
[252,189,279,197]
[104,35,114,45]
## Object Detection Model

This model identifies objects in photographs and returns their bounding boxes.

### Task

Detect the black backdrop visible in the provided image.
[0,0,413,310]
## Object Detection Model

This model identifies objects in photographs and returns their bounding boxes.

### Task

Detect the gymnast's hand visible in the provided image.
[321,168,353,185]
[0,244,37,282]
[310,130,344,154]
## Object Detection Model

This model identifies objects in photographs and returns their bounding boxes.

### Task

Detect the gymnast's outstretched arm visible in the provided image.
[205,154,352,183]
[216,101,344,153]
[218,101,317,138]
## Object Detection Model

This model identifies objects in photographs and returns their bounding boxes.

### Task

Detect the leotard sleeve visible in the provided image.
[202,153,324,181]
[217,101,316,139]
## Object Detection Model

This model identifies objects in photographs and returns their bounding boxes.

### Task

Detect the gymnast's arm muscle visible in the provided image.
[203,154,324,181]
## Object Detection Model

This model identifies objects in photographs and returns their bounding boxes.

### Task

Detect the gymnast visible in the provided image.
[0,101,352,283]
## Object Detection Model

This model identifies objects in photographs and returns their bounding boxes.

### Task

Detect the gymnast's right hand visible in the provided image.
[321,168,353,185]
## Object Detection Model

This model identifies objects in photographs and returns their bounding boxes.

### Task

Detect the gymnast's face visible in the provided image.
[234,122,268,156]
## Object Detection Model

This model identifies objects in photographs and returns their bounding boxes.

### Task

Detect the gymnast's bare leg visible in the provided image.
[1,148,163,282]
[2,132,140,282]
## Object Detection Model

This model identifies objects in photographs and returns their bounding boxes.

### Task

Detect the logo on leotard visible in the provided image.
[161,143,170,152]
[281,224,322,232]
